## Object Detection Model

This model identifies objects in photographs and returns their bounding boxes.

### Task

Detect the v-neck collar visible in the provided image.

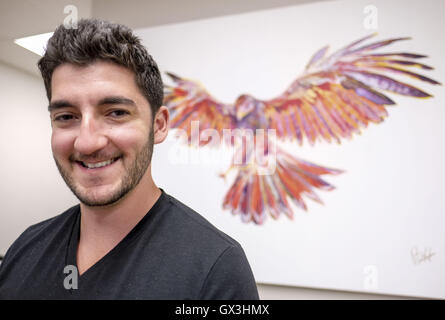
[65,189,167,281]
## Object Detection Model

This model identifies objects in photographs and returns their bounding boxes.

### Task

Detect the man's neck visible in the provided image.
[76,171,161,274]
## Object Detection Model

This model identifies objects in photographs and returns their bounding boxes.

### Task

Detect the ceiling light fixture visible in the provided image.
[14,32,54,56]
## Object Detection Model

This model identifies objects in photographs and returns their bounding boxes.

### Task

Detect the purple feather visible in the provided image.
[371,66,441,85]
[306,45,329,70]
[329,33,377,60]
[341,77,395,105]
[386,60,433,70]
[355,87,394,105]
[364,52,428,59]
[344,71,432,98]
[347,37,411,55]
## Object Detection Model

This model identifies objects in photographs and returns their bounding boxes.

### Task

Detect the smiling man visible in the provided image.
[0,19,259,300]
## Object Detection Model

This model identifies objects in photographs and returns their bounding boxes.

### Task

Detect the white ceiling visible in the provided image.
[0,0,332,76]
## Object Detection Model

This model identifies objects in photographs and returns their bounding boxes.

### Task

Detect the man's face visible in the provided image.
[49,61,154,207]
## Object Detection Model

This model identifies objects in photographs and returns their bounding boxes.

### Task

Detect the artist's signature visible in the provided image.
[411,246,436,265]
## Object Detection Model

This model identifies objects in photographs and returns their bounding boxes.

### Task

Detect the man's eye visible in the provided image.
[109,110,130,117]
[54,114,75,122]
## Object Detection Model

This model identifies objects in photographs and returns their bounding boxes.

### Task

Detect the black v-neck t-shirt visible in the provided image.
[0,190,259,299]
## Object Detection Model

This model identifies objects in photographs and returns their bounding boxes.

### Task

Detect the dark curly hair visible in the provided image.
[38,18,163,115]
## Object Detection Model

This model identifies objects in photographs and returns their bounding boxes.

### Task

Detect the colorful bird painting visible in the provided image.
[163,34,440,224]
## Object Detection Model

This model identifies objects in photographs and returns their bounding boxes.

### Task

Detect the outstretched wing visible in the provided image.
[163,72,236,146]
[264,34,441,145]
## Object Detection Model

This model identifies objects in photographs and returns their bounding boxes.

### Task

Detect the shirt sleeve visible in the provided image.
[198,244,259,300]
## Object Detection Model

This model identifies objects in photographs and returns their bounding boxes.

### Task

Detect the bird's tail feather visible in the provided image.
[222,147,343,224]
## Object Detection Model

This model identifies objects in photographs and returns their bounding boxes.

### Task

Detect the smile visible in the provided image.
[77,157,120,169]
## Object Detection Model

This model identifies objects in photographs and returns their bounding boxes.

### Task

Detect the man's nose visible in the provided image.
[74,115,108,155]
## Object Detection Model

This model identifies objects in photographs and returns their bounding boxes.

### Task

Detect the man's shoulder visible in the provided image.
[160,192,259,300]
[163,193,240,250]
[3,205,79,260]
[21,205,78,238]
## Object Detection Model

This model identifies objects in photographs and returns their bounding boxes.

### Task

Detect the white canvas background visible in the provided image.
[138,0,445,298]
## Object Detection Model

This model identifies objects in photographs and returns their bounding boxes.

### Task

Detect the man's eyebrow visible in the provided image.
[98,96,136,107]
[48,100,75,112]
[48,96,136,112]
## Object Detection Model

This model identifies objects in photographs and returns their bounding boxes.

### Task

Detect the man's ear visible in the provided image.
[153,106,169,144]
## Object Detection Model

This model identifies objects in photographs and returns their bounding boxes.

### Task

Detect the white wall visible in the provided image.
[0,62,77,255]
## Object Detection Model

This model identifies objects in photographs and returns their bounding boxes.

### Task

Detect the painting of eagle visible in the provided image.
[163,34,440,224]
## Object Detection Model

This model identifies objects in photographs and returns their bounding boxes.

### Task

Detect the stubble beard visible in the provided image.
[54,129,154,207]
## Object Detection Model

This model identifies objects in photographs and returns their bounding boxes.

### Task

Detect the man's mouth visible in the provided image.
[76,157,120,169]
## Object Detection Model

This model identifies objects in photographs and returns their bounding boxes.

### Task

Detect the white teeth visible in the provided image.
[82,158,116,169]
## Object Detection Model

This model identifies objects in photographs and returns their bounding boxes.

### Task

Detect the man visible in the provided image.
[0,19,259,300]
